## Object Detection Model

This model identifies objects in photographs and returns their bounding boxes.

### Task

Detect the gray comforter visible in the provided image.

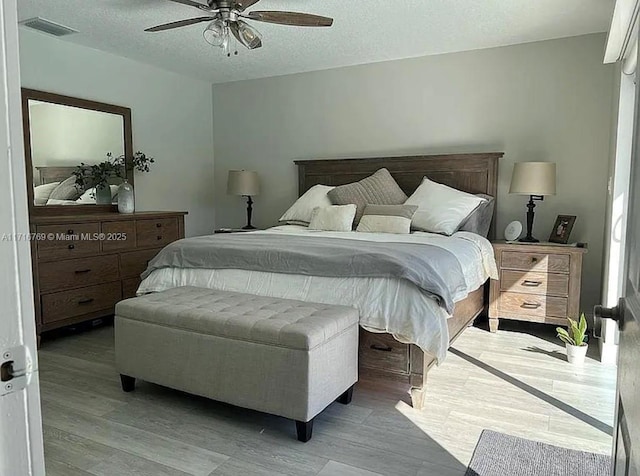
[142,233,466,313]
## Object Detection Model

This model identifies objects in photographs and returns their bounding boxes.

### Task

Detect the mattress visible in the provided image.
[138,225,497,363]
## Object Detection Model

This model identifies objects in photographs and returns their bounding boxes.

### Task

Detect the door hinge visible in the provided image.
[0,345,34,396]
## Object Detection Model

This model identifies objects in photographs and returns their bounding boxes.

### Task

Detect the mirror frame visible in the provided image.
[22,88,134,216]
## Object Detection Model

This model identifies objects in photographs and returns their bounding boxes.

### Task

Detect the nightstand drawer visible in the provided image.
[501,251,570,274]
[499,292,568,319]
[500,270,569,297]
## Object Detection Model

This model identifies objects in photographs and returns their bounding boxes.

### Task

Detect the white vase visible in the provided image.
[566,343,588,365]
[117,179,135,214]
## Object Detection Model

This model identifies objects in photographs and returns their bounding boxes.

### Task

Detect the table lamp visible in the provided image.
[227,170,260,229]
[509,162,556,242]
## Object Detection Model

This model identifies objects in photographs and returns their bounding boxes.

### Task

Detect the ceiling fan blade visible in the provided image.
[145,16,213,32]
[166,0,209,9]
[246,11,333,27]
[234,0,261,11]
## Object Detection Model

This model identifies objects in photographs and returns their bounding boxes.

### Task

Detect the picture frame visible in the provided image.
[549,215,577,244]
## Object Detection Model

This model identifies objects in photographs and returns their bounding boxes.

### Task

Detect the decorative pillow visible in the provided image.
[308,205,357,232]
[77,185,119,204]
[49,175,81,201]
[327,168,408,226]
[279,184,335,225]
[33,181,60,205]
[356,204,418,234]
[458,194,495,237]
[405,178,487,235]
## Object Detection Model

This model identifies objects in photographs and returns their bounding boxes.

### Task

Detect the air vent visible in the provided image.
[19,17,78,37]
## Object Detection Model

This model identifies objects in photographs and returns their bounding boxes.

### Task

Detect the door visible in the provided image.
[596,42,640,476]
[0,0,45,475]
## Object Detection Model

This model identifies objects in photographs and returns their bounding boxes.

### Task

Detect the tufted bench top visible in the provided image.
[115,286,359,351]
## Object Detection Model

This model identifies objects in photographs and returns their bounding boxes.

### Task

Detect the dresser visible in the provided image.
[489,242,587,332]
[30,211,187,335]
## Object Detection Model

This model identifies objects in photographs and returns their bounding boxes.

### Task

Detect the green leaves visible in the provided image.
[556,313,588,347]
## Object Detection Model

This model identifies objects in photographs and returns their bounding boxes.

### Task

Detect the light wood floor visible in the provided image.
[38,320,616,476]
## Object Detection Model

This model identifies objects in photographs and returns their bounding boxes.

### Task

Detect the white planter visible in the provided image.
[566,343,588,365]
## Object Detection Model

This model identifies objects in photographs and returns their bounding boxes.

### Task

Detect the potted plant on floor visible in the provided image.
[556,314,588,365]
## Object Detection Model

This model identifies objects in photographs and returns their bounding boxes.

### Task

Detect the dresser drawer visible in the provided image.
[102,221,137,252]
[359,330,409,375]
[136,218,178,248]
[499,270,569,297]
[39,256,120,293]
[36,223,100,260]
[120,248,163,278]
[41,281,122,324]
[499,291,568,319]
[501,251,570,274]
[122,277,141,299]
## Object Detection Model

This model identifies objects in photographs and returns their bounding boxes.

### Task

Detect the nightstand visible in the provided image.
[488,242,587,332]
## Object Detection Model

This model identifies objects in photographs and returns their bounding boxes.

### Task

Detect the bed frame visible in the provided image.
[295,152,502,409]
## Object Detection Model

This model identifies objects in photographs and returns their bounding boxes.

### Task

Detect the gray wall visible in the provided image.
[213,33,615,313]
[20,29,215,237]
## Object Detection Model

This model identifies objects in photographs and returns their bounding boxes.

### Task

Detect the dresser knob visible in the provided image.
[68,244,75,250]
[157,236,162,240]
[531,257,538,263]
[156,223,162,228]
[67,229,74,235]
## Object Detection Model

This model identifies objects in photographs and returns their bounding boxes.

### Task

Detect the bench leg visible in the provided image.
[120,374,136,392]
[295,419,313,442]
[337,385,354,405]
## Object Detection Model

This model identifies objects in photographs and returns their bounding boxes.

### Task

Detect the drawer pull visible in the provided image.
[522,280,542,287]
[74,269,91,274]
[67,229,74,235]
[78,298,94,305]
[531,257,538,263]
[521,302,541,309]
[156,223,162,228]
[370,344,393,352]
[157,236,163,240]
[68,244,75,250]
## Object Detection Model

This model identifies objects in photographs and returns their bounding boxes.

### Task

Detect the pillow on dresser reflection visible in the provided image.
[34,181,60,205]
[49,176,81,201]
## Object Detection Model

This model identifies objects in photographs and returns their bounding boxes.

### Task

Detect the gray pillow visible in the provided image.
[356,204,418,234]
[328,168,408,226]
[49,175,81,201]
[458,194,495,237]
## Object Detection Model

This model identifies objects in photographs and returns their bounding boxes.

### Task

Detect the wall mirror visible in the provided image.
[22,89,133,215]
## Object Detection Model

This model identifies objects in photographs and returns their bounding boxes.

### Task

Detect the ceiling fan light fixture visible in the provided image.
[233,19,262,49]
[203,19,227,48]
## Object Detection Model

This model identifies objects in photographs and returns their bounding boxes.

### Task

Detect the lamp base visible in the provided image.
[519,236,539,243]
[242,225,256,230]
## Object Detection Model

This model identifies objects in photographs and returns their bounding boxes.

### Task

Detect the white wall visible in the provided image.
[19,29,215,237]
[213,33,615,313]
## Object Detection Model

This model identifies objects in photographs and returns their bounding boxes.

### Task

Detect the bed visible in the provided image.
[139,152,502,409]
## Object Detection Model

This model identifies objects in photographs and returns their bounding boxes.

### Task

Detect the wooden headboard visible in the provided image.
[295,152,503,238]
[35,166,78,185]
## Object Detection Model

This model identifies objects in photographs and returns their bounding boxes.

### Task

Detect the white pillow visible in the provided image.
[34,182,60,205]
[309,205,357,232]
[77,185,119,203]
[279,185,335,225]
[405,178,487,235]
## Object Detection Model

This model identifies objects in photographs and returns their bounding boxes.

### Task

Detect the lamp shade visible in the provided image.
[227,170,260,196]
[509,162,556,196]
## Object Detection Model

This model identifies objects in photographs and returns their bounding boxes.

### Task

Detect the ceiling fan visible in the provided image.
[146,0,334,53]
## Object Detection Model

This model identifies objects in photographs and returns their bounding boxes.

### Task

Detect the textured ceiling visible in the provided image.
[18,0,613,84]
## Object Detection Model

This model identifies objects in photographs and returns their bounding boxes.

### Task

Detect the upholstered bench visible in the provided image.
[114,286,359,442]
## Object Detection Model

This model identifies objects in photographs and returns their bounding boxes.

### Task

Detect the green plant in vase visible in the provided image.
[73,153,124,204]
[556,313,589,365]
[117,151,155,213]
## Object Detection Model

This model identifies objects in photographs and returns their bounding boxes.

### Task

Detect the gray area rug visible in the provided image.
[466,430,611,476]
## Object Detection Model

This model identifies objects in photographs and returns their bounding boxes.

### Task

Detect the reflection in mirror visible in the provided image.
[29,99,125,206]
